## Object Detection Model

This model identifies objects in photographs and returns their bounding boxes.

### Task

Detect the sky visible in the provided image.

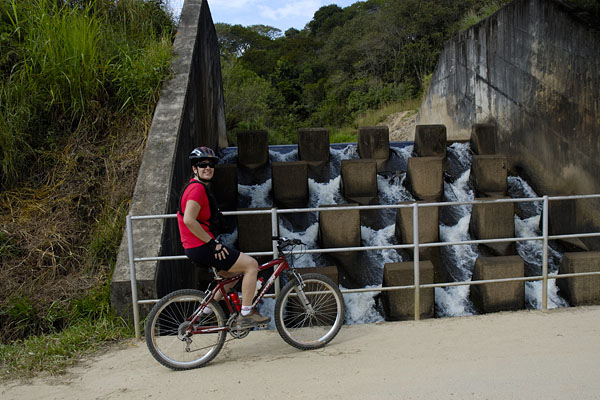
[166,0,359,32]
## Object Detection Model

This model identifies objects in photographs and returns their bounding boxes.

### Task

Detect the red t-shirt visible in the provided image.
[177,180,215,249]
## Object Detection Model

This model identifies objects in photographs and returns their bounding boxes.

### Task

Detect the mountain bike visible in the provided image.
[145,236,345,370]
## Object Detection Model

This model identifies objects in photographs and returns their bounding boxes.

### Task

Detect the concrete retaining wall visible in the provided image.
[418,0,600,247]
[111,0,227,320]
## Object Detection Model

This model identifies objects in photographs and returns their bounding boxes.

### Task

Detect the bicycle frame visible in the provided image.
[187,254,294,334]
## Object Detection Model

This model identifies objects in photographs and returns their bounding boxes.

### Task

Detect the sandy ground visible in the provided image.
[382,110,418,142]
[2,305,600,400]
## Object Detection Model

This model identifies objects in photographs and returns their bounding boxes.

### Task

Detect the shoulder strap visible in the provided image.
[177,180,203,216]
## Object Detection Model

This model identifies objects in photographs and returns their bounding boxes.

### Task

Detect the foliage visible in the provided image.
[0,0,173,358]
[0,0,174,187]
[217,0,495,144]
[0,281,131,380]
[458,0,512,31]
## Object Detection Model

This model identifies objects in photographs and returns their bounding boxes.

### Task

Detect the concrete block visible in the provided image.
[471,123,497,155]
[471,256,525,313]
[237,130,269,169]
[557,252,600,305]
[395,202,444,281]
[395,202,439,246]
[298,128,330,166]
[406,157,443,201]
[414,125,447,157]
[358,126,390,166]
[318,204,361,284]
[470,199,516,256]
[297,265,339,285]
[546,199,591,251]
[212,164,238,211]
[271,161,308,208]
[340,159,378,204]
[470,155,508,195]
[237,208,274,254]
[381,261,435,320]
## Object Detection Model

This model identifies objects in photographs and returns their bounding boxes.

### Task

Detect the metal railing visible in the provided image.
[126,194,600,339]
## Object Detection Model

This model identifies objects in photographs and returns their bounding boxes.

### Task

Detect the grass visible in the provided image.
[329,98,421,143]
[0,278,132,380]
[0,315,131,380]
[0,0,174,380]
[458,0,512,31]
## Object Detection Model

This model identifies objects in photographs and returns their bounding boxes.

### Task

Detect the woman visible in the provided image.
[177,146,270,328]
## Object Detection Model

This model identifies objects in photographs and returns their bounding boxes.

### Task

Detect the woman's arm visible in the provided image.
[183,200,213,243]
[183,199,229,260]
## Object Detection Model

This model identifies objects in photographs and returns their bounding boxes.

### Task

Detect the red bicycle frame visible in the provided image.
[187,254,291,334]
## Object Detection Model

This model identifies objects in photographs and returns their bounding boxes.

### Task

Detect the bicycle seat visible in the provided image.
[210,267,222,280]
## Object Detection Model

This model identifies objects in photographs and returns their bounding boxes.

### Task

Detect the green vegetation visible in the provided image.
[0,0,515,379]
[458,0,511,31]
[0,282,131,379]
[217,0,495,143]
[0,0,174,379]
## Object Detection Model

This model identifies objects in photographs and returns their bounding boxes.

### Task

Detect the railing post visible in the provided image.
[126,215,141,340]
[271,208,280,296]
[542,196,549,311]
[413,203,420,320]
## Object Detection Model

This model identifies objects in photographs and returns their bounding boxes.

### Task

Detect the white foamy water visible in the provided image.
[269,148,298,162]
[277,222,321,268]
[435,285,473,317]
[377,174,414,204]
[238,179,273,208]
[510,178,568,309]
[361,224,403,266]
[308,176,345,206]
[436,160,477,317]
[448,142,472,171]
[438,214,477,317]
[330,144,358,161]
[341,285,385,324]
[237,141,570,325]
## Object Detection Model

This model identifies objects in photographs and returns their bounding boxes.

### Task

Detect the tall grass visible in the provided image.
[0,0,174,378]
[0,282,131,380]
[0,0,174,188]
[458,0,511,31]
[329,98,421,143]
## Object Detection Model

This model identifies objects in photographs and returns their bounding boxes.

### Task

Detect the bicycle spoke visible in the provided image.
[145,290,227,370]
[275,274,345,350]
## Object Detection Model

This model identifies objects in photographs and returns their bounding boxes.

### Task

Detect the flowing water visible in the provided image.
[218,142,568,326]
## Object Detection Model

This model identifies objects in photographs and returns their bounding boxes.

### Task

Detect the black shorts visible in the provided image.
[184,243,241,272]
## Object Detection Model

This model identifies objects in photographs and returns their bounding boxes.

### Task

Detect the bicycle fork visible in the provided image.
[290,270,316,315]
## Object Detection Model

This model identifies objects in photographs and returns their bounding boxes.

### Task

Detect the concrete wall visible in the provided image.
[418,0,600,241]
[111,0,227,319]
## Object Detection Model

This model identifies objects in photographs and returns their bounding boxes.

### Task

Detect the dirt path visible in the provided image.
[2,305,600,399]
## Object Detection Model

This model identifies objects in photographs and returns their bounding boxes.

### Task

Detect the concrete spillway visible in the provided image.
[110,0,600,321]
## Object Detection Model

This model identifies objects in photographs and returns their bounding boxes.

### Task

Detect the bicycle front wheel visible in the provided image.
[274,273,345,350]
[145,289,226,370]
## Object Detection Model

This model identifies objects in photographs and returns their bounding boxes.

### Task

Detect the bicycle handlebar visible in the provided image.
[272,236,304,250]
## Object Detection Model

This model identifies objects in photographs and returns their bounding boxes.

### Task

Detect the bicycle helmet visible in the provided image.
[189,146,219,165]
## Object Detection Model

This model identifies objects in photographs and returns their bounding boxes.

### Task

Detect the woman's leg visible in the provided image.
[219,252,259,307]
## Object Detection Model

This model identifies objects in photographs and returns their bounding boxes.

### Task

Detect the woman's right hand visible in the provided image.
[208,239,229,260]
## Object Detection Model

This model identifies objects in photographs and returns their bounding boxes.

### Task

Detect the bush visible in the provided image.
[0,0,174,354]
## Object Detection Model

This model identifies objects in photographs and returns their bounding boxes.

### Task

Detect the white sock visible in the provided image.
[202,307,214,315]
[241,306,252,316]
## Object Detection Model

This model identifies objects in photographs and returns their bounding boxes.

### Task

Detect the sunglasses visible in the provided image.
[196,161,216,169]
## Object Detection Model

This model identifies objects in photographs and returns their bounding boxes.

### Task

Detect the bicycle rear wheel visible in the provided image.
[145,289,226,370]
[274,273,345,350]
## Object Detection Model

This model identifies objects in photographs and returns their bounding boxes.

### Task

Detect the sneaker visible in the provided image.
[237,311,270,328]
